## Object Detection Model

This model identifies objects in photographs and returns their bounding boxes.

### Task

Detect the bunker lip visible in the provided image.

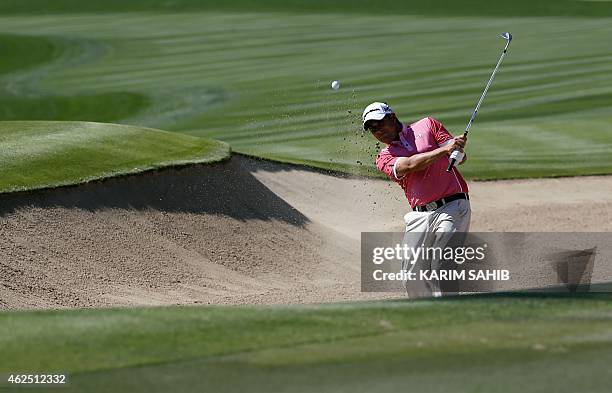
[1,156,611,310]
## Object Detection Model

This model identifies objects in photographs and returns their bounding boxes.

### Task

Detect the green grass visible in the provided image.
[0,6,611,180]
[1,294,612,392]
[0,0,612,17]
[0,34,56,75]
[0,121,229,193]
[0,33,150,124]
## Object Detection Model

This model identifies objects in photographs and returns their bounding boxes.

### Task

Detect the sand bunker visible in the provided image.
[1,156,611,309]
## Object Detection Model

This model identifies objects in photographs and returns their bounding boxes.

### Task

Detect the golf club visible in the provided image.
[446,32,512,172]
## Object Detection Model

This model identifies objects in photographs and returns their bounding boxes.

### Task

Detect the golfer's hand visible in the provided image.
[444,136,467,154]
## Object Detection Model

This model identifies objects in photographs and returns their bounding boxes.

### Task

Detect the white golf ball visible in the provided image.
[331,80,340,90]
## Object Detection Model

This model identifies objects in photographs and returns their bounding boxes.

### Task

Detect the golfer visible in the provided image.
[363,102,471,298]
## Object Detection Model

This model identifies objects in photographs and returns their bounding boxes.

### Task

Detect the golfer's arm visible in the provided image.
[394,146,450,176]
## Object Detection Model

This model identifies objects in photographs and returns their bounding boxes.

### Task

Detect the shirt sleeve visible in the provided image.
[429,117,453,146]
[376,150,403,182]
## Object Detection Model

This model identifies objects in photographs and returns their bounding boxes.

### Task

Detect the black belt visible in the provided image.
[414,193,469,212]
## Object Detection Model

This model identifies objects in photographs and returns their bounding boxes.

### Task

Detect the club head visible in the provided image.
[500,32,512,42]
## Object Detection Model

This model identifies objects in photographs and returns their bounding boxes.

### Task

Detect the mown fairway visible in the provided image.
[1,294,612,392]
[0,2,611,179]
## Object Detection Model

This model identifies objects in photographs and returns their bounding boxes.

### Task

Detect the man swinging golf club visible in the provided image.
[364,32,512,298]
[364,103,471,298]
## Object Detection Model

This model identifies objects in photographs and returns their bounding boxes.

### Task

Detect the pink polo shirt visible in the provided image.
[375,117,468,208]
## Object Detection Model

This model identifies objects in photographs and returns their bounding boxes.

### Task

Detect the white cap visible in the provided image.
[362,102,393,130]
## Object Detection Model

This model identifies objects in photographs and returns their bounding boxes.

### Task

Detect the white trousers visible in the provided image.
[401,198,471,298]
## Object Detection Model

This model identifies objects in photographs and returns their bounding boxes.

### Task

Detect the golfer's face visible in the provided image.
[369,115,398,144]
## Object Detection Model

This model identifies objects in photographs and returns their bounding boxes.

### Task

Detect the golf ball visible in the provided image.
[331,80,340,90]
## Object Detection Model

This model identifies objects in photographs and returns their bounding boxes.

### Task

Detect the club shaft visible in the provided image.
[463,48,508,137]
[446,38,511,172]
